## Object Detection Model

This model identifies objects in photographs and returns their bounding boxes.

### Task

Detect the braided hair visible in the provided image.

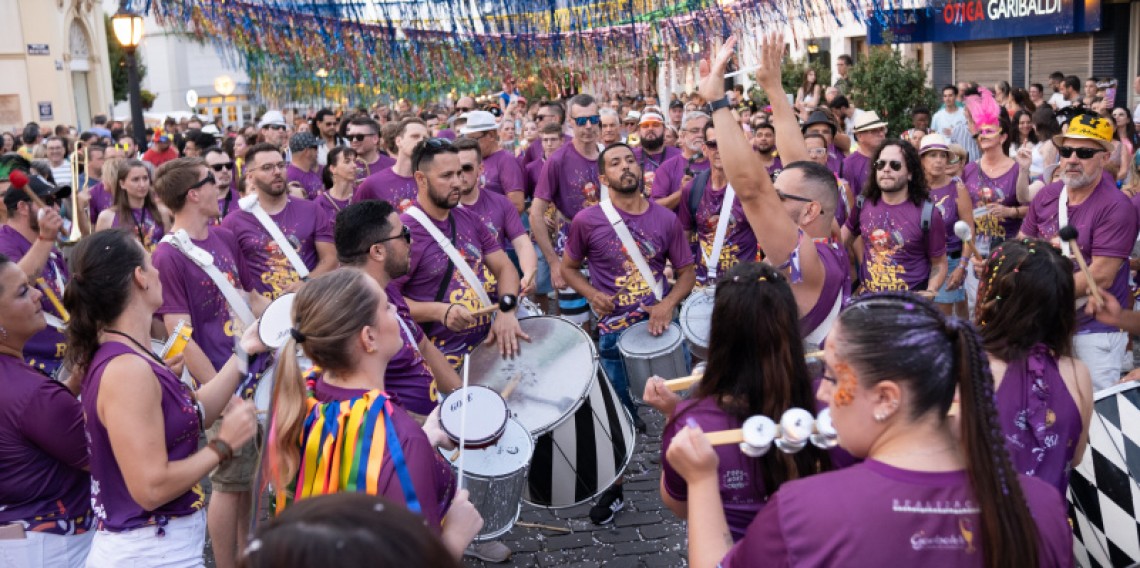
[835,292,1040,567]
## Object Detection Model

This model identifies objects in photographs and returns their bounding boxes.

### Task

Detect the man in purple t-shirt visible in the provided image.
[396,138,529,368]
[353,117,426,212]
[651,111,710,210]
[462,110,527,213]
[518,100,569,172]
[333,200,461,412]
[843,112,888,194]
[843,140,948,296]
[1017,116,1139,390]
[285,132,324,200]
[346,116,395,183]
[562,142,695,524]
[222,144,337,299]
[631,111,681,196]
[0,175,68,376]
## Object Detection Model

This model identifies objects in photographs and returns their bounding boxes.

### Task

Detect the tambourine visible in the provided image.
[700,408,838,456]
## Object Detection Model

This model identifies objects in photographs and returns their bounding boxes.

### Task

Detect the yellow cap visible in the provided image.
[1054,115,1115,152]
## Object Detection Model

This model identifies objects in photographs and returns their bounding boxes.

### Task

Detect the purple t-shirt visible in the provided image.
[519,133,570,171]
[846,198,947,291]
[111,207,166,252]
[650,154,710,201]
[1021,178,1138,333]
[353,167,419,212]
[929,181,963,253]
[996,345,1081,496]
[461,190,527,252]
[842,151,872,196]
[396,207,502,368]
[286,163,324,200]
[534,143,602,255]
[964,161,1023,241]
[0,225,68,375]
[315,191,350,220]
[83,342,204,531]
[564,202,694,334]
[383,282,437,416]
[481,149,526,197]
[721,460,1073,567]
[222,197,333,299]
[152,227,250,370]
[524,158,545,199]
[676,179,758,284]
[312,379,453,531]
[215,182,241,224]
[357,153,396,184]
[634,146,683,195]
[0,354,90,532]
[800,240,851,340]
[662,397,768,541]
[88,181,112,225]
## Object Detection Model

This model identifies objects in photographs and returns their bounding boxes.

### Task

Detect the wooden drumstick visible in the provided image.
[954,221,983,261]
[664,351,824,392]
[469,295,519,317]
[9,171,47,210]
[500,372,524,399]
[1059,225,1102,305]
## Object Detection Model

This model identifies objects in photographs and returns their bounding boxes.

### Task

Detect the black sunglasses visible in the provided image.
[776,190,814,204]
[412,138,455,171]
[187,172,216,191]
[1057,146,1105,160]
[264,125,287,131]
[456,106,473,113]
[874,159,903,172]
[347,134,374,142]
[209,162,234,172]
[373,226,412,248]
[704,140,719,150]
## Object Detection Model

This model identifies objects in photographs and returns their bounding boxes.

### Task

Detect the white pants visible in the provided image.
[1074,331,1129,392]
[964,262,980,317]
[85,509,205,568]
[0,529,93,568]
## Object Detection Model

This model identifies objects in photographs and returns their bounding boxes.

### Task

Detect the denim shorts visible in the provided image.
[934,254,966,304]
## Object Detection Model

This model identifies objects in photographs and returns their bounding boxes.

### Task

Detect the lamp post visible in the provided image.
[112,4,146,153]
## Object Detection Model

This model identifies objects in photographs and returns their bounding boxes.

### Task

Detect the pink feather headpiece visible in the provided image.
[964,87,1001,130]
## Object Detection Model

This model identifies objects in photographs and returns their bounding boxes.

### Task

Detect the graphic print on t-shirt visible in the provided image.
[865,224,909,291]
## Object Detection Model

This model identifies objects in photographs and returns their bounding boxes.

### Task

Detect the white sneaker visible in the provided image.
[464,540,512,563]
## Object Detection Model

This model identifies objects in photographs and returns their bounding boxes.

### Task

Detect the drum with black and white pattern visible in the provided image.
[1068,381,1140,567]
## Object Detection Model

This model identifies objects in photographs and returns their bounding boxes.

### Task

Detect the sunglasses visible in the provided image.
[874,160,903,172]
[704,140,719,150]
[456,107,473,113]
[264,125,287,131]
[209,162,234,172]
[187,172,216,190]
[572,115,601,127]
[373,226,412,247]
[412,138,454,171]
[460,164,477,173]
[347,134,375,142]
[1057,146,1105,160]
[776,190,813,203]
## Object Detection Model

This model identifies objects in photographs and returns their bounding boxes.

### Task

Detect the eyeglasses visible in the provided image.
[374,226,412,246]
[264,125,287,131]
[776,190,814,203]
[347,133,376,142]
[874,159,903,172]
[255,162,288,173]
[1058,146,1106,160]
[209,162,234,172]
[807,148,828,156]
[187,172,216,190]
[704,140,719,150]
[572,115,601,127]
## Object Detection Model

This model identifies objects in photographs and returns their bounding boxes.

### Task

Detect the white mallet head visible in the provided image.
[953,220,973,242]
[739,415,777,457]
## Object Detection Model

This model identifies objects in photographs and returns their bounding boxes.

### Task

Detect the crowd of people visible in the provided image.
[1,29,1140,568]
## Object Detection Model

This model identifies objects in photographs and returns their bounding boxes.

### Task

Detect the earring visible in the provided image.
[366,345,376,354]
[874,412,887,423]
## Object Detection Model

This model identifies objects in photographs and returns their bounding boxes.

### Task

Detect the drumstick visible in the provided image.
[456,354,471,490]
[1059,226,1102,305]
[469,295,519,317]
[9,171,47,210]
[500,372,524,399]
[664,350,824,392]
[954,221,983,260]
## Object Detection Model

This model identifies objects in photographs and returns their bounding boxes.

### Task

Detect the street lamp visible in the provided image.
[112,3,146,153]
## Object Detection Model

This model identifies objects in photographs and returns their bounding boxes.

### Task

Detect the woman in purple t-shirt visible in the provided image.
[0,254,93,566]
[94,159,171,252]
[646,263,831,541]
[63,230,260,567]
[263,269,481,561]
[317,146,357,219]
[668,292,1072,568]
[977,239,1093,495]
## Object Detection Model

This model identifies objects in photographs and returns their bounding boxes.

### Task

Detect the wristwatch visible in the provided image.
[500,294,518,313]
[708,96,732,113]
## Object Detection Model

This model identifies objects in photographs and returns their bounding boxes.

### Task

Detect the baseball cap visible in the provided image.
[638,112,665,126]
[3,170,70,210]
[669,100,685,110]
[289,132,320,152]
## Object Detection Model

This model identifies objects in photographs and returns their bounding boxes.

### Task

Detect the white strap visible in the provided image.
[1058,186,1071,257]
[702,184,736,281]
[396,315,421,353]
[404,207,493,308]
[803,288,844,347]
[599,200,663,300]
[238,195,310,279]
[160,230,256,326]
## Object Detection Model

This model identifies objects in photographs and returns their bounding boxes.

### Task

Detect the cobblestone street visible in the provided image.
[462,407,688,568]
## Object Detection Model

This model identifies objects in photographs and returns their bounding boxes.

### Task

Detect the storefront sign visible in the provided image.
[26,44,49,56]
[869,0,1101,43]
[38,101,53,121]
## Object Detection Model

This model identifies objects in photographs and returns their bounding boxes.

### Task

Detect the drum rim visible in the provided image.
[439,417,535,475]
[259,293,297,348]
[678,288,715,348]
[440,385,510,445]
[618,320,683,357]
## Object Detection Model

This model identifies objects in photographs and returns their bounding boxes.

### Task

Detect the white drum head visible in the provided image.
[259,293,297,349]
[444,418,533,477]
[440,386,509,446]
[679,288,716,351]
[618,320,683,357]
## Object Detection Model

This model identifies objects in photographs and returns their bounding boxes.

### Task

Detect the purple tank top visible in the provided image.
[799,240,851,342]
[995,345,1081,496]
[82,342,204,532]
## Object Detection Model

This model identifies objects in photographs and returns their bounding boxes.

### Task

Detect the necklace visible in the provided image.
[103,329,163,366]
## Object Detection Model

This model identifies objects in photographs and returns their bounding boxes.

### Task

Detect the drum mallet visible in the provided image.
[664,352,824,393]
[469,295,519,317]
[699,408,838,456]
[1059,225,1103,306]
[954,221,983,260]
[456,355,471,489]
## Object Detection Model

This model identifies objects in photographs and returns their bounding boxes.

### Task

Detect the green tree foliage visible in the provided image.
[105,14,147,104]
[846,45,936,137]
[781,57,831,97]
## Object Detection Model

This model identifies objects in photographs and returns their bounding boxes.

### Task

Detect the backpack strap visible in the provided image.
[920,200,934,233]
[687,170,711,220]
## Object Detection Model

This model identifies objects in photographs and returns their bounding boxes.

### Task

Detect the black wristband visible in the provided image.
[708,96,732,113]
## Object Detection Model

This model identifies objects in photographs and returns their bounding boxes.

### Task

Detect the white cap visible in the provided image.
[460,110,498,134]
[258,110,286,128]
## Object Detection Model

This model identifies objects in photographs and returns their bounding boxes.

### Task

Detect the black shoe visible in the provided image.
[589,486,625,525]
[634,414,647,434]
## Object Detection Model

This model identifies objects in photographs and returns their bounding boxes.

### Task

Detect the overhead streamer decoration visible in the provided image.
[151,0,899,105]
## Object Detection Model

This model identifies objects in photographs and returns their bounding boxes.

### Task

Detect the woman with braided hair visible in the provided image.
[976,239,1092,495]
[667,291,1073,567]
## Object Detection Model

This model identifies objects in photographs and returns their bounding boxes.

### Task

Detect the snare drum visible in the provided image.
[440,418,533,540]
[679,287,715,360]
[524,367,635,508]
[617,321,688,404]
[467,316,597,436]
[439,386,509,448]
[517,296,544,318]
[259,293,297,349]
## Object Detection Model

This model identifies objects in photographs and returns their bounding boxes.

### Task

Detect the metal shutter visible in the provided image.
[953,40,1011,87]
[1027,36,1091,88]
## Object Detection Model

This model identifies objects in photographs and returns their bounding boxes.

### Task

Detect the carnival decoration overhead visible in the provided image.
[149,0,892,104]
